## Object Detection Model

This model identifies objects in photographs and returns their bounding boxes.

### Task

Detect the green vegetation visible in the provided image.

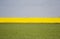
[0,23,60,39]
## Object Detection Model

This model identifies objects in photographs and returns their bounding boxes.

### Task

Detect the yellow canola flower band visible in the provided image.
[0,18,60,23]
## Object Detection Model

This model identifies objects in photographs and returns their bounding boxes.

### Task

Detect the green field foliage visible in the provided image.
[0,23,60,39]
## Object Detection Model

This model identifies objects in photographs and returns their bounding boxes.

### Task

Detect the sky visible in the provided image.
[0,0,60,17]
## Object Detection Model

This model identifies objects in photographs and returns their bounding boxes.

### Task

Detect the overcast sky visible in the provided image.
[0,0,60,17]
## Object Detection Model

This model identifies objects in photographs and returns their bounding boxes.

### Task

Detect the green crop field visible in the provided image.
[0,23,60,39]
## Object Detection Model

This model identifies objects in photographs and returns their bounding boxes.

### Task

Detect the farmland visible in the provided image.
[0,23,60,39]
